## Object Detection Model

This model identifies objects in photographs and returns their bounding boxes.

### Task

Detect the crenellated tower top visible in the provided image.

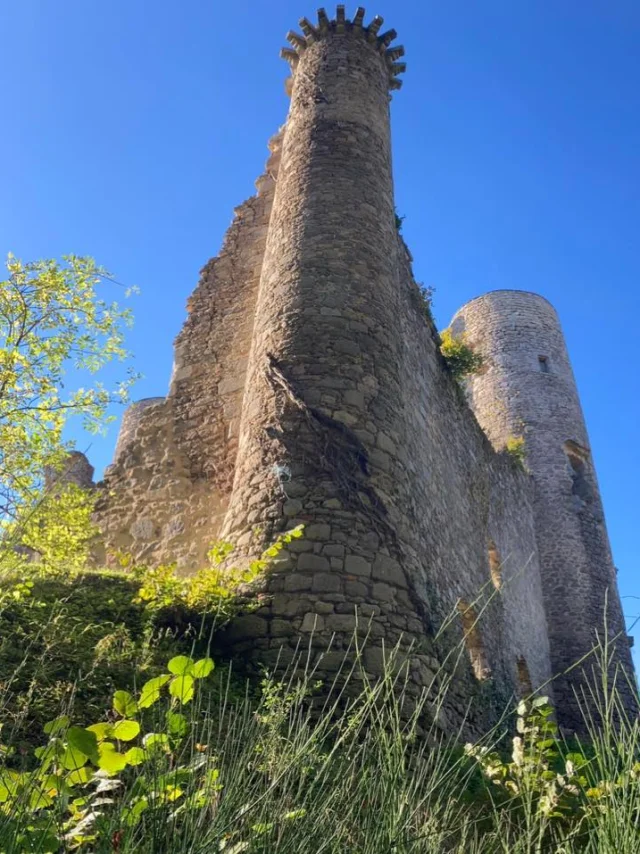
[280,6,406,91]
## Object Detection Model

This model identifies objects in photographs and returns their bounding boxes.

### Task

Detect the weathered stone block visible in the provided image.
[372,554,407,588]
[304,523,331,541]
[372,582,395,602]
[130,518,155,540]
[271,619,296,637]
[297,553,331,572]
[344,555,372,577]
[283,574,312,592]
[376,431,397,454]
[301,612,325,632]
[344,389,365,409]
[288,538,314,553]
[345,579,368,598]
[322,543,345,558]
[283,499,303,517]
[226,615,269,640]
[311,573,342,593]
[326,614,358,632]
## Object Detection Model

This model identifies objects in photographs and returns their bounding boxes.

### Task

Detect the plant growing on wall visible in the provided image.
[505,436,527,471]
[415,283,436,323]
[439,328,484,380]
[128,525,304,616]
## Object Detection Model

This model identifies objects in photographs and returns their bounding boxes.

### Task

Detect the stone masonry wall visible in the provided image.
[214,11,552,735]
[451,290,636,731]
[94,134,281,569]
[91,9,634,735]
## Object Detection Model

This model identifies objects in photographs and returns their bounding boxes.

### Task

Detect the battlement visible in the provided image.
[280,6,406,90]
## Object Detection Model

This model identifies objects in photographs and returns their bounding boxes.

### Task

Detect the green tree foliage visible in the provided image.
[0,254,136,567]
[16,483,97,573]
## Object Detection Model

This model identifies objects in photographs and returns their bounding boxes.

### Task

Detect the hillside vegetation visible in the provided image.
[1,256,639,851]
[0,564,639,853]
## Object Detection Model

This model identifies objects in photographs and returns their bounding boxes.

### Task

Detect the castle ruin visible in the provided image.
[90,7,635,734]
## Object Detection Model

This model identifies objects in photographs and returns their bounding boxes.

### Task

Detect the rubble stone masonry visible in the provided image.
[92,7,635,735]
[452,291,635,729]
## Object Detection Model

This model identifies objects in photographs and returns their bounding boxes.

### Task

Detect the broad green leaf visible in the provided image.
[60,746,88,771]
[29,788,53,810]
[283,809,307,821]
[123,796,148,827]
[86,722,113,741]
[138,674,171,709]
[113,690,138,717]
[532,695,550,708]
[166,712,188,737]
[43,715,70,735]
[566,752,588,769]
[98,743,128,775]
[112,720,140,742]
[43,772,65,794]
[163,784,183,802]
[191,658,214,679]
[168,656,193,675]
[34,743,59,767]
[138,690,161,709]
[169,674,195,704]
[124,747,146,766]
[67,767,93,786]
[67,728,98,760]
[252,822,275,836]
[143,733,170,752]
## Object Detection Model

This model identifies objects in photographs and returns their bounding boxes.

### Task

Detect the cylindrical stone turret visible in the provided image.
[220,9,419,675]
[451,290,635,730]
[224,6,407,542]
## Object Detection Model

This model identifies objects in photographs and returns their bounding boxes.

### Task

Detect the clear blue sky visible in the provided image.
[2,2,639,650]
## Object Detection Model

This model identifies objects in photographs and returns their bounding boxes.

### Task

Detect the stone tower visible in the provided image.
[451,291,635,729]
[93,7,635,735]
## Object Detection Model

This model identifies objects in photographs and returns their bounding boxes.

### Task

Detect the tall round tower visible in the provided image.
[218,9,436,678]
[223,7,407,543]
[451,290,635,730]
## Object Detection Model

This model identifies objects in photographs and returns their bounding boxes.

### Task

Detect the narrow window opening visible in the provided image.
[516,657,533,697]
[538,355,550,373]
[488,540,502,590]
[564,440,593,506]
[458,600,491,681]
